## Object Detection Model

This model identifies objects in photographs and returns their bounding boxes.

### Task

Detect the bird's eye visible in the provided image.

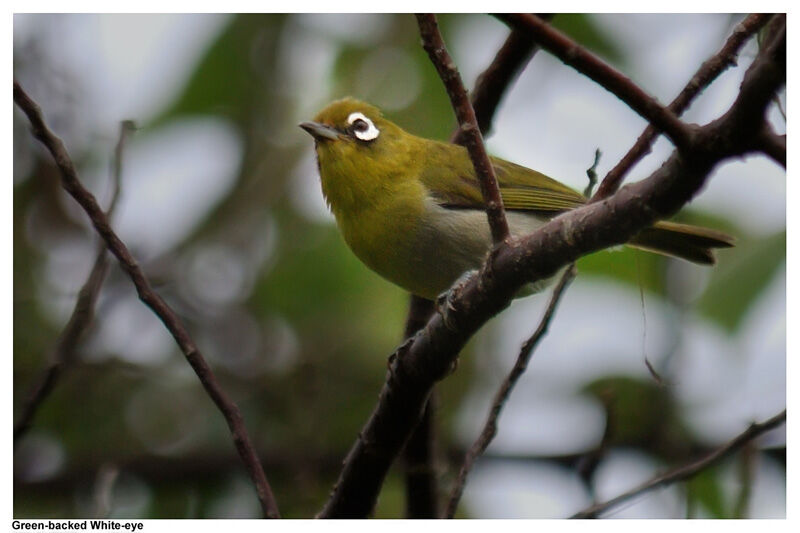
[346,112,380,142]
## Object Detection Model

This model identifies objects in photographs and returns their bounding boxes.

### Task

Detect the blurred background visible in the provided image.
[13,14,785,518]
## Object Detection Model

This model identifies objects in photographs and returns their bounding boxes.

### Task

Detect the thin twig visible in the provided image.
[416,13,510,244]
[445,265,577,517]
[592,13,772,200]
[584,149,602,198]
[497,13,693,150]
[571,409,786,518]
[13,81,280,519]
[14,120,135,443]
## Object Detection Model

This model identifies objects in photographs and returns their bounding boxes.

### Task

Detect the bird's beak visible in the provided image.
[299,121,341,142]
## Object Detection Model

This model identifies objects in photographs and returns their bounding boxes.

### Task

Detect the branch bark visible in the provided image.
[571,409,786,518]
[415,13,510,244]
[756,127,786,168]
[401,295,438,518]
[401,17,554,517]
[496,14,693,150]
[451,16,552,145]
[13,82,281,519]
[317,17,783,518]
[592,13,772,200]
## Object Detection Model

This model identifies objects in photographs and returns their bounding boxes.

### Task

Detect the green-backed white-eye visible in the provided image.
[300,98,734,300]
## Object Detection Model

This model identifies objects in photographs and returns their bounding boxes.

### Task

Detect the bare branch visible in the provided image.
[13,81,280,519]
[14,120,135,443]
[592,13,772,200]
[571,409,786,518]
[318,24,783,518]
[756,127,786,168]
[445,264,577,518]
[401,295,438,518]
[415,13,510,244]
[401,18,554,517]
[403,396,440,517]
[496,14,693,149]
[451,16,552,144]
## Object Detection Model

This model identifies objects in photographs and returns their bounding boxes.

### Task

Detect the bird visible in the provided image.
[300,98,734,300]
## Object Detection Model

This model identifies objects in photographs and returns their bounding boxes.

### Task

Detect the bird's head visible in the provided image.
[300,98,424,213]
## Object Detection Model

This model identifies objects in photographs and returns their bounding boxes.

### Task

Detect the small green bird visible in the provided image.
[300,98,734,300]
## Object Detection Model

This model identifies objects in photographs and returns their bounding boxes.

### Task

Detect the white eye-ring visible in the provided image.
[346,112,380,141]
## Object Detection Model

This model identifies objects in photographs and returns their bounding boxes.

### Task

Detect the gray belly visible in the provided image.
[403,202,551,299]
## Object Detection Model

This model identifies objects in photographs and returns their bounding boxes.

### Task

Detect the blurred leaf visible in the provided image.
[155,14,285,126]
[576,209,744,299]
[583,376,672,447]
[551,14,625,67]
[697,230,785,332]
[582,376,692,461]
[252,223,405,324]
[686,467,727,518]
[329,14,454,141]
[577,246,666,295]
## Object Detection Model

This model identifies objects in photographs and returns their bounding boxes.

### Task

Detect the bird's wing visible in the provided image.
[420,145,587,213]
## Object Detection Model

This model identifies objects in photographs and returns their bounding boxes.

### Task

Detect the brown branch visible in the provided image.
[592,13,772,200]
[13,81,280,519]
[756,127,786,168]
[497,14,693,150]
[571,409,786,518]
[14,120,135,443]
[401,295,438,518]
[401,18,553,517]
[318,21,783,518]
[451,17,552,145]
[415,13,510,244]
[403,395,440,517]
[445,264,576,518]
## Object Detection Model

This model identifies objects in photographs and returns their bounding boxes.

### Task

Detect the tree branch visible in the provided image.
[401,17,555,517]
[451,16,552,145]
[496,13,693,150]
[445,264,576,518]
[756,127,786,168]
[14,120,135,443]
[571,409,786,518]
[317,21,783,518]
[415,13,510,244]
[401,295,438,518]
[592,13,772,200]
[13,81,281,519]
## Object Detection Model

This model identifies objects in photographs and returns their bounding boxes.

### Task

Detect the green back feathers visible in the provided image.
[419,141,586,213]
[418,139,733,264]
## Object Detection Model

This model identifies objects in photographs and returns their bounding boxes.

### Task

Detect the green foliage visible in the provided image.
[686,467,727,518]
[697,230,785,332]
[155,15,287,126]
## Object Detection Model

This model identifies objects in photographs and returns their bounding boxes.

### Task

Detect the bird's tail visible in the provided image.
[628,221,735,265]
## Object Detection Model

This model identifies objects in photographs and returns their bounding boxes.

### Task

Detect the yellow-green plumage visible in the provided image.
[301,98,734,299]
